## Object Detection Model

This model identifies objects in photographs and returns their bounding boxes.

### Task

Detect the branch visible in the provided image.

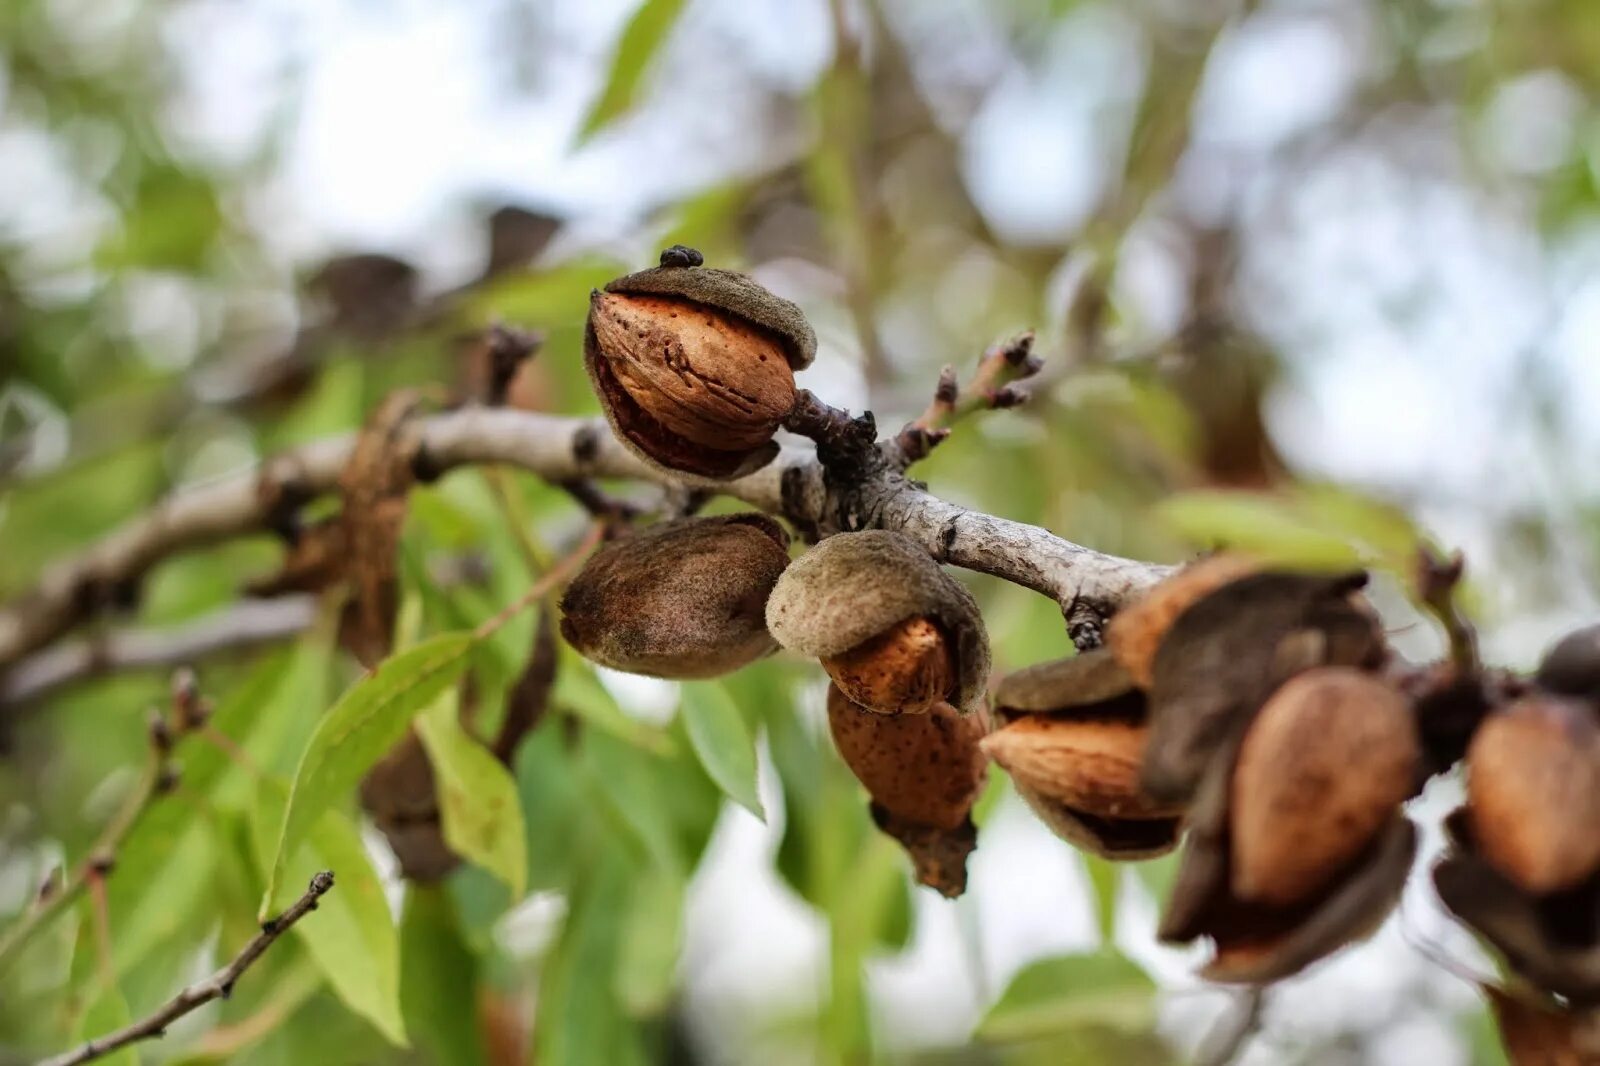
[0,409,1171,671]
[38,871,336,1066]
[890,332,1043,465]
[0,596,317,708]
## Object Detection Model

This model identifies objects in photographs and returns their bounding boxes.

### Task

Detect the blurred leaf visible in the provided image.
[1082,855,1118,944]
[680,680,764,821]
[1155,491,1364,569]
[263,632,473,913]
[97,163,223,273]
[415,690,528,898]
[577,0,688,143]
[516,720,585,893]
[553,648,673,752]
[615,871,685,1017]
[401,886,488,1066]
[251,780,406,1047]
[537,854,648,1066]
[977,952,1156,1043]
[1156,485,1424,575]
[74,981,138,1066]
[107,815,216,980]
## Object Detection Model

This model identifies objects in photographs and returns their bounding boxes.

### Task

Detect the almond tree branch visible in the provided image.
[0,596,318,708]
[0,408,1172,674]
[37,871,336,1066]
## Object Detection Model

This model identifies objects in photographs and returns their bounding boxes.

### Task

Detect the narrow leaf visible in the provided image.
[74,981,138,1066]
[415,691,529,899]
[577,0,688,143]
[977,952,1156,1043]
[680,680,764,820]
[615,872,685,1017]
[263,632,473,915]
[401,886,489,1066]
[251,781,407,1047]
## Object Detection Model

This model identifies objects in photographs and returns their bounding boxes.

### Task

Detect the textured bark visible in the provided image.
[0,407,1171,673]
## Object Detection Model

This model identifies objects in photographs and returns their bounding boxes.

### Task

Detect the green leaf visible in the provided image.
[516,722,585,893]
[263,632,474,914]
[415,691,529,899]
[1082,855,1119,944]
[576,0,688,143]
[1156,491,1363,568]
[537,854,648,1066]
[615,872,685,1017]
[250,780,407,1047]
[679,680,764,820]
[401,887,489,1066]
[977,952,1156,1043]
[74,981,138,1066]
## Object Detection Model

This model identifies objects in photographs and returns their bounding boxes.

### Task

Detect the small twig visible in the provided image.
[1416,546,1480,675]
[554,477,643,531]
[478,324,544,407]
[0,673,204,975]
[38,871,336,1066]
[891,332,1042,465]
[472,523,604,641]
[1194,988,1267,1066]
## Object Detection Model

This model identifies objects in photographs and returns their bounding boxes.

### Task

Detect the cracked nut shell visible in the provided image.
[766,530,990,713]
[584,253,816,480]
[560,514,790,679]
[1467,696,1600,896]
[1108,553,1260,690]
[988,648,1183,860]
[1139,568,1382,806]
[1229,667,1419,906]
[982,714,1183,823]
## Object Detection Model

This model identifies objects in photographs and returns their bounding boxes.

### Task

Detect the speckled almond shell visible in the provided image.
[992,647,1139,715]
[559,513,791,679]
[765,530,991,712]
[605,264,817,371]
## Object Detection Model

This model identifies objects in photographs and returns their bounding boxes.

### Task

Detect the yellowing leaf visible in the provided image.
[415,691,528,899]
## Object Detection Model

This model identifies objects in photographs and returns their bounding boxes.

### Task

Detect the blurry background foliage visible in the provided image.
[1,0,1599,1063]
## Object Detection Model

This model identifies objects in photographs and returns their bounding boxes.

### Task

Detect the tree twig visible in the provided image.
[0,408,1171,674]
[1416,546,1480,675]
[0,673,208,975]
[0,596,317,708]
[37,871,336,1066]
[891,332,1043,465]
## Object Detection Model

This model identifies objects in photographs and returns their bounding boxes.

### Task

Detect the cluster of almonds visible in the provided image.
[1435,625,1600,1011]
[565,251,994,894]
[984,555,1420,982]
[561,249,1600,1011]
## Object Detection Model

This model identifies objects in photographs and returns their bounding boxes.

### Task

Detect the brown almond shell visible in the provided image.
[1140,568,1380,806]
[1229,667,1420,906]
[1467,696,1600,897]
[560,514,790,679]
